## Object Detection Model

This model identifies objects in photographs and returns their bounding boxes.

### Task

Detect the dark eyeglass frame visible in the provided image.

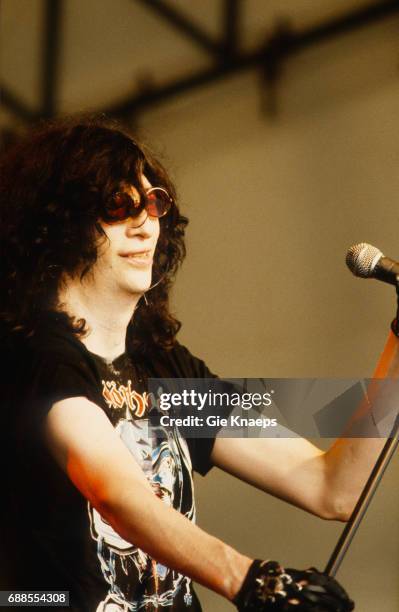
[102,186,173,224]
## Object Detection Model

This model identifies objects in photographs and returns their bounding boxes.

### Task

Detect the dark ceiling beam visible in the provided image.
[0,84,38,123]
[41,0,63,118]
[134,0,223,57]
[107,62,237,118]
[108,0,399,120]
[291,0,399,51]
[223,0,240,60]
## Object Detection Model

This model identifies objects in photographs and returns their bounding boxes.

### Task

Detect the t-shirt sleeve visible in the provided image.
[16,345,102,447]
[33,359,99,418]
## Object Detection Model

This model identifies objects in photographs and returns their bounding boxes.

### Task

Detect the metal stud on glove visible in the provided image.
[233,560,354,611]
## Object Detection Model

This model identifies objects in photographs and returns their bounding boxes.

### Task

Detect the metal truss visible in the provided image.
[1,0,398,131]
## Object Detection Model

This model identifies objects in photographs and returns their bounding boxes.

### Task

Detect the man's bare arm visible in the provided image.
[210,436,340,519]
[321,331,398,519]
[44,397,251,602]
[211,334,399,522]
[210,434,385,521]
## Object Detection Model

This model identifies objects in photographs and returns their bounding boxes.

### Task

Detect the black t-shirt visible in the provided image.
[0,319,217,611]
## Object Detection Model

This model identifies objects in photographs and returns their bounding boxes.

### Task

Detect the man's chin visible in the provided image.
[124,280,152,297]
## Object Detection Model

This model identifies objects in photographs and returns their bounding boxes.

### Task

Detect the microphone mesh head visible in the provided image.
[346,243,383,278]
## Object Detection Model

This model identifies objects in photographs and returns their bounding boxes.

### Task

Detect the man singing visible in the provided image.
[1,116,381,611]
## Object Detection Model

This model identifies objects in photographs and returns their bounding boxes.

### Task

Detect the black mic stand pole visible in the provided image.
[325,411,399,577]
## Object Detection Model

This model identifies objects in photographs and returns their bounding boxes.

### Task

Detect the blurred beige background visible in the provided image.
[2,1,398,610]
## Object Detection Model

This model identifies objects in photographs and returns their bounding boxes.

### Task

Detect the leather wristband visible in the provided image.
[233,560,354,612]
[233,559,296,610]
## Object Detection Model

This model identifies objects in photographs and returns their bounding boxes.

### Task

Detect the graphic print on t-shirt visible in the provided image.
[88,360,196,611]
[102,379,150,418]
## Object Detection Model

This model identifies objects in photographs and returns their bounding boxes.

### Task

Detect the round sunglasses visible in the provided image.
[102,186,172,223]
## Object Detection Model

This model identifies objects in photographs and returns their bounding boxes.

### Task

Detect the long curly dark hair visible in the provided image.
[0,115,188,356]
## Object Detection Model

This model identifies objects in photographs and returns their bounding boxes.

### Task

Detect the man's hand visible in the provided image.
[233,560,354,611]
[391,285,399,337]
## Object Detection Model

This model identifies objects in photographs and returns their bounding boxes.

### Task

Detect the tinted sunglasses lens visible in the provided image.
[145,188,172,218]
[104,193,139,222]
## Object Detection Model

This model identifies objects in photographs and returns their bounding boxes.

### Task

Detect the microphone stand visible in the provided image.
[325,411,399,577]
[327,254,399,577]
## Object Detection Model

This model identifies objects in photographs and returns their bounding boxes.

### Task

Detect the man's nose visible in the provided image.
[128,209,148,229]
[126,210,157,236]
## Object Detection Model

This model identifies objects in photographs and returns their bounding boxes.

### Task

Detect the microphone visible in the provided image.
[346,243,399,286]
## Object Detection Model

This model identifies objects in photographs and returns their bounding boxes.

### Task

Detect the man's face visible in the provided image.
[89,176,160,298]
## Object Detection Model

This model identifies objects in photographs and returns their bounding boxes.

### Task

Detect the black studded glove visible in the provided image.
[233,560,354,611]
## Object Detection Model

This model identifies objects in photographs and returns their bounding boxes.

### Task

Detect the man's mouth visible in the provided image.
[119,250,153,265]
[120,250,151,258]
